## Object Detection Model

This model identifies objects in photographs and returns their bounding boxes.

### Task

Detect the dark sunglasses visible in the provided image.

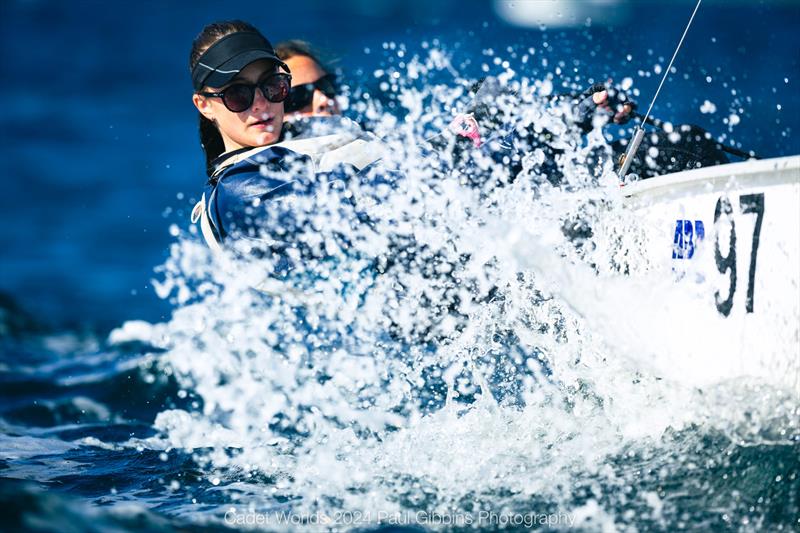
[284,74,338,113]
[199,73,292,113]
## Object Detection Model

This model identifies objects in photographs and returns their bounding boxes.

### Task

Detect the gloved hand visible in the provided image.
[576,82,637,131]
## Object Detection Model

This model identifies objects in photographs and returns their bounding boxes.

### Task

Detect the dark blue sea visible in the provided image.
[1,1,798,531]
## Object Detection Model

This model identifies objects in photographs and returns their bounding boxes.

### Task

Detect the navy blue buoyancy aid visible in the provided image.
[191,116,390,252]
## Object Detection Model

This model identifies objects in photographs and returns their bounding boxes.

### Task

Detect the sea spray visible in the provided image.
[106,48,800,530]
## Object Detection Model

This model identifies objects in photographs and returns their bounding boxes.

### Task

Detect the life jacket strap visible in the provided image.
[191,193,224,253]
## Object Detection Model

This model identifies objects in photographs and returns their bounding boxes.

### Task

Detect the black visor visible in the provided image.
[191,31,289,91]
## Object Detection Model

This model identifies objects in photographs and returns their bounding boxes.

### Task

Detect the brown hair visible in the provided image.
[274,39,335,74]
[190,20,261,176]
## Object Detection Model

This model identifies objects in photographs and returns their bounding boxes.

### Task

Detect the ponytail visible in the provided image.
[198,114,225,179]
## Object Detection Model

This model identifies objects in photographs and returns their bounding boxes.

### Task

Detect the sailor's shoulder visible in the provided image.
[213,145,311,180]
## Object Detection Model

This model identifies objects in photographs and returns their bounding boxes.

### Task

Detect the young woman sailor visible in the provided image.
[188,21,388,252]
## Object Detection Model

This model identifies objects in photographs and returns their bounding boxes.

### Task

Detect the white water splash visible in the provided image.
[111,48,799,530]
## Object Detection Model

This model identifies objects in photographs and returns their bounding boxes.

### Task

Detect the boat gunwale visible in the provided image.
[621,155,800,206]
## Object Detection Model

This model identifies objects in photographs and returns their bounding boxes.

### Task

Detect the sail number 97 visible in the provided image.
[714,193,764,317]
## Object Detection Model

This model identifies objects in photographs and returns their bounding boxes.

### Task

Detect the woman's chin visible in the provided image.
[253,130,279,146]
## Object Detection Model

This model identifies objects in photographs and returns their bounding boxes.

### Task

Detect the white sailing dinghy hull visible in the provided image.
[619,156,800,392]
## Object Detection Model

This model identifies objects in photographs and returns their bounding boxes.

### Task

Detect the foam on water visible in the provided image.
[110,49,799,530]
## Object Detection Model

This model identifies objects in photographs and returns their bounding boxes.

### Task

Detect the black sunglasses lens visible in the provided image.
[284,85,314,112]
[222,84,255,112]
[261,74,291,103]
[317,75,337,98]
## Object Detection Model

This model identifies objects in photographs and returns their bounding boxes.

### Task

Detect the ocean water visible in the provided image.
[2,1,799,531]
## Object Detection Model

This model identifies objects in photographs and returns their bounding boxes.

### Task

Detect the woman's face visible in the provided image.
[193,60,285,151]
[283,54,340,118]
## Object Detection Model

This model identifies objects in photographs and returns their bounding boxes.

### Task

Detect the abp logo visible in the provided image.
[672,219,705,259]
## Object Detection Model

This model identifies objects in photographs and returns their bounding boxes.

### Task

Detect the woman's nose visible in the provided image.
[313,89,334,113]
[251,86,269,113]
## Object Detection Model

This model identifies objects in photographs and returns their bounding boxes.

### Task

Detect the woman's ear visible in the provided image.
[193,93,216,121]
